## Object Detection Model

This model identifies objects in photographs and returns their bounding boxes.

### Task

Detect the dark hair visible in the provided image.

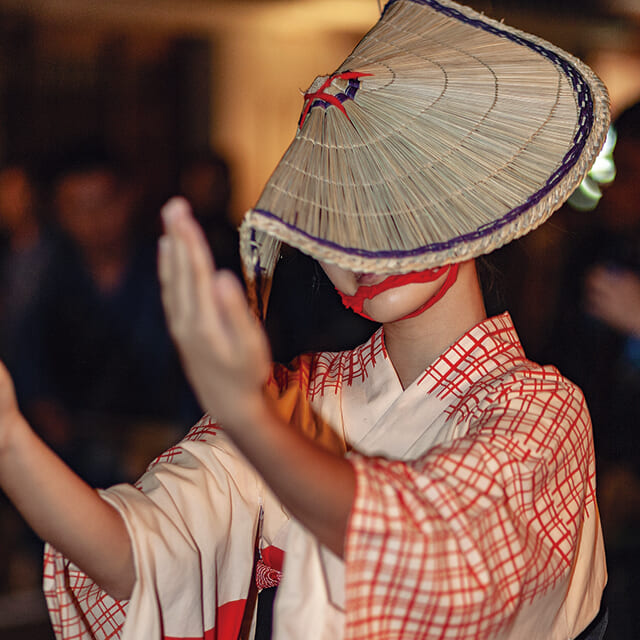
[477,254,507,316]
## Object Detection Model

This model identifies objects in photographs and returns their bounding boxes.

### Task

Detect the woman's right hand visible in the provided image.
[158,197,272,431]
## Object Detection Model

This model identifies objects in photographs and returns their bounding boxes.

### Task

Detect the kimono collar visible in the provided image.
[411,312,525,398]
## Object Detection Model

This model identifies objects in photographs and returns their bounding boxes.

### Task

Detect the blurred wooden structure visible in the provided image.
[0,0,638,221]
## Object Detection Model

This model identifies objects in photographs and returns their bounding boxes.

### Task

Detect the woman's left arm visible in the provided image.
[158,198,355,556]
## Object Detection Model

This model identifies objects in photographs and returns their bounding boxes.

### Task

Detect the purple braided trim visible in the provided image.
[376,0,594,251]
[253,0,595,261]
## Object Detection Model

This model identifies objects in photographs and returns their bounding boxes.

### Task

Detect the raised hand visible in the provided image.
[585,265,640,337]
[159,198,354,556]
[158,197,272,430]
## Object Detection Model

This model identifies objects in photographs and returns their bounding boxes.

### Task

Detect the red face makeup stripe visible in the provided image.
[337,264,459,321]
[399,263,459,320]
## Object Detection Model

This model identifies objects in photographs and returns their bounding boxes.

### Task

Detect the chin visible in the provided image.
[362,302,422,323]
[363,288,432,323]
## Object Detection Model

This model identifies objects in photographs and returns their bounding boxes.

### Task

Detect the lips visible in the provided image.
[338,265,459,321]
[354,272,386,286]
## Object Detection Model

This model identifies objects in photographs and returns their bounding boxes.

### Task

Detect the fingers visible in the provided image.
[161,197,215,269]
[159,197,258,353]
[159,203,198,335]
[216,271,271,383]
[585,266,611,295]
[173,222,200,323]
[157,235,175,317]
[175,208,222,325]
[585,274,617,321]
[216,270,266,346]
[586,268,630,307]
[160,198,221,334]
[584,270,607,312]
[157,197,271,422]
[584,266,640,335]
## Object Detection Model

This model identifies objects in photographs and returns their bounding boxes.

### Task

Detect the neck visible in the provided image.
[382,260,486,389]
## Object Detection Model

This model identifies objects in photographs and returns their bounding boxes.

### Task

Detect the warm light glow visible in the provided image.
[568,126,617,212]
[209,0,381,220]
[591,50,640,118]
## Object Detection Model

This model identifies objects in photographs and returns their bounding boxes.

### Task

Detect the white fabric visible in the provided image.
[273,343,459,639]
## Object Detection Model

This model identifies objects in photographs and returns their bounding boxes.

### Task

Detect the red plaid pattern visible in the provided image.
[308,328,386,399]
[270,355,312,394]
[142,415,220,472]
[345,315,600,639]
[44,547,127,640]
[44,411,255,640]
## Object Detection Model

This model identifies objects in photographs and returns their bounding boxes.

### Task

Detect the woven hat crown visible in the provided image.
[240,0,610,316]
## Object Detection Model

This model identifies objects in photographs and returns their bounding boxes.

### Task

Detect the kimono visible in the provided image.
[43,313,606,640]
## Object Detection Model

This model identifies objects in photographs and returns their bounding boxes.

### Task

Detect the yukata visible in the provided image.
[44,313,606,640]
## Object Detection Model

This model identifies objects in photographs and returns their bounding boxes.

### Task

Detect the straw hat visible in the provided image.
[239,0,610,316]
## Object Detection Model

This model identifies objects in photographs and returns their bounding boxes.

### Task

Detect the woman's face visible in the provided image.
[319,261,449,323]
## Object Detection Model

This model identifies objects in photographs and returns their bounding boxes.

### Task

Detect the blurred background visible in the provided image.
[0,0,639,638]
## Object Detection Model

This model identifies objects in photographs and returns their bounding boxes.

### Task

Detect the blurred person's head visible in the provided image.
[52,146,136,256]
[601,101,640,231]
[0,164,38,238]
[179,149,231,224]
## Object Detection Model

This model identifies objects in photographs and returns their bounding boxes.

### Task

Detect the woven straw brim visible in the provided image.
[240,0,610,316]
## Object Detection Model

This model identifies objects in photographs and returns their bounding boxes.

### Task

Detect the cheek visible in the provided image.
[319,261,357,295]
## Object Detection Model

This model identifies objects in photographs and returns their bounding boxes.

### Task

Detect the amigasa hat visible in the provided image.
[239,0,610,317]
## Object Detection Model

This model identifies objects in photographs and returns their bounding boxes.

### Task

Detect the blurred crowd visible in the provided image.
[0,143,242,599]
[0,98,639,637]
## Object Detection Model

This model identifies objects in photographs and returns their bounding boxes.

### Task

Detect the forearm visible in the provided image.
[225,396,355,557]
[0,412,134,600]
[158,200,356,556]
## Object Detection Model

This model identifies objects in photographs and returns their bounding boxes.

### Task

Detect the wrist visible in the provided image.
[215,389,271,436]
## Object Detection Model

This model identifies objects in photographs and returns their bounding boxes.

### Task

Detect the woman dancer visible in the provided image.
[0,1,609,638]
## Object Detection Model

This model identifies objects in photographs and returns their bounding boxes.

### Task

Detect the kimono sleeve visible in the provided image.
[44,416,263,640]
[344,375,604,640]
